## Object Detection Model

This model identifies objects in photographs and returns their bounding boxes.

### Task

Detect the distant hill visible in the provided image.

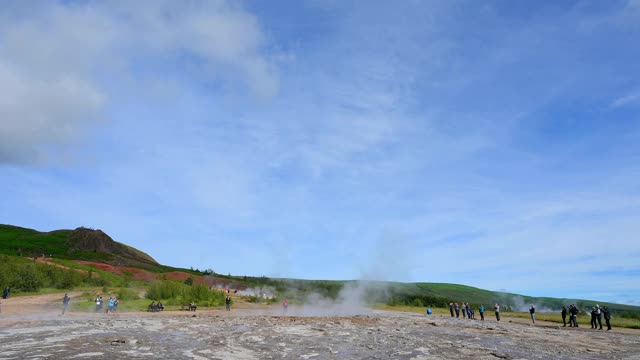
[2,224,639,316]
[251,278,640,315]
[388,282,640,315]
[0,224,157,267]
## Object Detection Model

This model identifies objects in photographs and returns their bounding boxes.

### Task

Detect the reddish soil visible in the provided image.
[73,261,249,290]
[32,258,249,291]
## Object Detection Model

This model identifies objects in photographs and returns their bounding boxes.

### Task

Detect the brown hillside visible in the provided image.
[66,227,158,266]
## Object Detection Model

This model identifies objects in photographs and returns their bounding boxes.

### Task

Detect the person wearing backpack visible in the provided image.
[569,304,579,327]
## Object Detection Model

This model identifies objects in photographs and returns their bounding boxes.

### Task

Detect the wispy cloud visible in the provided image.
[611,92,640,108]
[1,0,639,304]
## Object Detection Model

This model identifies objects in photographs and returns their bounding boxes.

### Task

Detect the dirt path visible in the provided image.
[0,292,83,316]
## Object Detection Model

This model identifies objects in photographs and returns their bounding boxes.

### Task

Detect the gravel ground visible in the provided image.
[1,307,639,360]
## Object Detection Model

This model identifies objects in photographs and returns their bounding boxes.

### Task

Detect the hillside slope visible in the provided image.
[2,224,638,315]
[0,224,157,267]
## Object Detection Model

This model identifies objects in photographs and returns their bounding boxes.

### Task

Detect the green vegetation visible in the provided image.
[0,225,72,258]
[145,280,226,306]
[0,255,98,293]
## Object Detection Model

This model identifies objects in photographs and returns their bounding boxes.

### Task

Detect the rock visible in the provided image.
[490,352,510,359]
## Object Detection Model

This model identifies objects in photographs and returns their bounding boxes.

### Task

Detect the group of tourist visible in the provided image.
[560,304,612,330]
[148,300,165,312]
[443,302,613,330]
[93,295,119,315]
[448,302,484,320]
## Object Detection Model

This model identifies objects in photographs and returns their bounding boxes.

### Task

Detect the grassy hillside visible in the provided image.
[0,224,157,267]
[0,225,72,258]
[237,276,640,316]
[391,282,640,315]
[2,224,639,318]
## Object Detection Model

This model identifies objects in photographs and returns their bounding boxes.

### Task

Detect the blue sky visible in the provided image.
[1,0,639,304]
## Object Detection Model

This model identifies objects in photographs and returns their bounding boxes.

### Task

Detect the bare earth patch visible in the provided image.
[1,296,639,359]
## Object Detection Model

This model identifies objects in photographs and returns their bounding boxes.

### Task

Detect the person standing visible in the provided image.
[449,303,454,317]
[596,305,603,330]
[494,303,500,321]
[225,295,232,311]
[282,299,289,314]
[529,304,536,324]
[570,304,579,327]
[561,305,567,327]
[426,306,432,315]
[603,306,612,331]
[454,303,460,318]
[95,296,103,313]
[62,293,70,315]
[568,305,574,327]
[479,305,485,321]
[107,297,115,315]
[3,287,10,299]
[462,302,466,319]
[590,307,597,329]
[466,303,472,319]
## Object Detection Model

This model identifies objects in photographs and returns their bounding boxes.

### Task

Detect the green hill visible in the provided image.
[390,282,640,315]
[0,224,157,267]
[2,224,639,317]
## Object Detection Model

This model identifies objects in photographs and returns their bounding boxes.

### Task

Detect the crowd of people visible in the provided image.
[447,302,483,320]
[440,302,613,330]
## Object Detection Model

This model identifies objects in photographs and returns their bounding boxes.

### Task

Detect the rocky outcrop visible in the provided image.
[66,227,158,266]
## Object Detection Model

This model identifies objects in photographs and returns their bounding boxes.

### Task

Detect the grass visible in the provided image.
[0,225,70,258]
[69,297,226,312]
[374,304,451,315]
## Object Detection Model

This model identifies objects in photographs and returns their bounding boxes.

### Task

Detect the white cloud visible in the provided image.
[0,1,278,164]
[610,92,640,108]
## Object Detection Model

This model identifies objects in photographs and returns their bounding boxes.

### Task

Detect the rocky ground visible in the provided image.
[1,300,640,359]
